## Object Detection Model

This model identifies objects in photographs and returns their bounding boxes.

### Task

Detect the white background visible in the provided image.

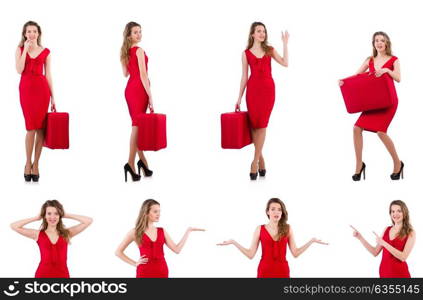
[0,0,421,277]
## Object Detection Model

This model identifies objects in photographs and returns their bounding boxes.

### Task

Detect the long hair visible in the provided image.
[120,21,141,66]
[39,200,70,242]
[19,21,42,47]
[246,22,273,55]
[135,199,160,245]
[389,200,413,239]
[372,31,392,57]
[265,198,289,240]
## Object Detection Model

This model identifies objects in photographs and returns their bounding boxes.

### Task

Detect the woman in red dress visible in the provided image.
[339,32,403,181]
[350,200,415,277]
[115,199,205,277]
[235,22,289,180]
[217,198,327,278]
[120,22,154,182]
[15,21,56,182]
[10,200,93,278]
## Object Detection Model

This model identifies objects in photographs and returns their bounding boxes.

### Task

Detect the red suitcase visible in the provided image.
[221,111,252,149]
[340,72,396,113]
[137,113,167,151]
[44,111,69,149]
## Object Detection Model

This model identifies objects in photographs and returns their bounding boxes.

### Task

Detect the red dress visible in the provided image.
[136,227,169,278]
[245,49,276,129]
[379,226,411,278]
[125,46,149,126]
[35,230,69,278]
[19,47,51,130]
[355,56,398,133]
[257,225,290,278]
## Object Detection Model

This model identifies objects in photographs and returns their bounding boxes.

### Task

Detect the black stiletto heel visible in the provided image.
[250,172,258,180]
[390,161,404,180]
[259,169,266,177]
[137,160,153,177]
[352,162,366,181]
[124,163,141,182]
[24,174,32,182]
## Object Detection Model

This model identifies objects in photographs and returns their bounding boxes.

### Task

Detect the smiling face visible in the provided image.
[267,202,283,222]
[129,26,142,44]
[148,204,160,223]
[252,25,266,43]
[44,206,60,227]
[373,35,387,54]
[25,25,39,42]
[390,204,404,224]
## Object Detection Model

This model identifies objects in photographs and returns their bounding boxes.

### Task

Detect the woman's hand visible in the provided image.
[281,30,290,45]
[375,68,389,77]
[135,255,148,266]
[216,239,235,246]
[235,100,241,112]
[338,80,344,87]
[50,97,56,112]
[373,231,385,247]
[148,97,154,113]
[23,39,32,51]
[187,227,206,233]
[311,238,329,245]
[350,225,362,240]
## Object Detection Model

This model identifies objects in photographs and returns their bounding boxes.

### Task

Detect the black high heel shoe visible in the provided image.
[390,161,404,180]
[259,169,266,177]
[124,163,141,182]
[249,172,258,180]
[24,174,32,182]
[31,174,40,182]
[352,162,366,181]
[137,160,153,177]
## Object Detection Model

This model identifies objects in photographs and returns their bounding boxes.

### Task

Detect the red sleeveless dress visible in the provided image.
[379,226,411,278]
[35,231,69,278]
[245,49,276,129]
[257,225,290,278]
[19,47,51,130]
[125,46,149,126]
[355,56,398,133]
[136,227,169,278]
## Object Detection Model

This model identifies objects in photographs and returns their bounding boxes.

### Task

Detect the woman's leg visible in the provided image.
[353,126,364,173]
[128,126,138,171]
[137,150,148,167]
[32,129,45,175]
[251,128,266,173]
[25,130,36,174]
[376,131,401,172]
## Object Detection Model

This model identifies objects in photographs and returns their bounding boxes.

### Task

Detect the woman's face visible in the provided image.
[25,25,39,42]
[252,25,266,43]
[374,35,387,53]
[130,26,142,44]
[148,204,160,223]
[45,206,60,226]
[267,203,282,222]
[390,204,404,224]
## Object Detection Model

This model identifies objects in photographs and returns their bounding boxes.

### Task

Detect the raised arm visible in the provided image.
[10,216,41,240]
[271,31,289,67]
[15,43,28,74]
[136,48,153,111]
[217,225,260,259]
[65,213,93,238]
[164,227,205,254]
[374,230,415,262]
[44,53,56,111]
[235,51,249,110]
[350,225,383,257]
[287,226,328,258]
